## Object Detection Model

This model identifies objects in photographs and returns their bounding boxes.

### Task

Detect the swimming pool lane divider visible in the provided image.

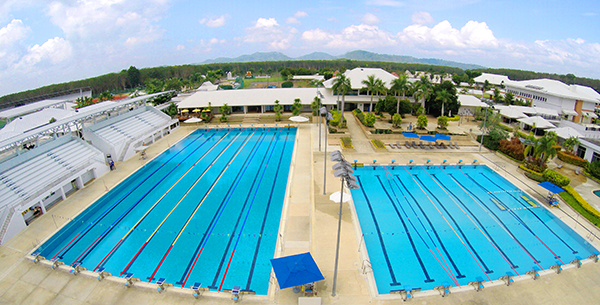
[146,128,270,283]
[50,128,213,262]
[177,128,276,288]
[412,167,493,280]
[430,169,519,275]
[401,165,480,280]
[478,172,577,255]
[374,172,435,284]
[474,172,568,263]
[91,128,242,272]
[449,165,544,270]
[214,128,284,292]
[119,128,257,277]
[392,172,465,281]
[355,175,402,287]
[71,129,231,266]
[381,167,460,287]
[242,131,291,292]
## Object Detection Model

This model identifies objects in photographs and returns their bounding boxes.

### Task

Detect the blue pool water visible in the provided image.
[36,127,296,294]
[351,164,598,294]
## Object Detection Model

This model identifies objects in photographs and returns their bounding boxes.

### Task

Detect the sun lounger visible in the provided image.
[405,141,411,148]
[419,141,425,149]
[429,143,434,150]
[412,141,418,148]
[396,141,402,149]
[454,142,460,149]
[440,142,447,149]
[387,143,396,149]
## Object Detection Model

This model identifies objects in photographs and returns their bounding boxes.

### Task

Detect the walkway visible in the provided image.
[342,113,372,153]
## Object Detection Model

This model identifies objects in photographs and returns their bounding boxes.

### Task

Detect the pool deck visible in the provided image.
[1,115,600,304]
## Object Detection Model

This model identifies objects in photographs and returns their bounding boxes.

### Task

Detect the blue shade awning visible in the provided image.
[538,181,565,194]
[270,252,324,289]
[420,135,437,142]
[402,132,419,138]
[435,134,451,141]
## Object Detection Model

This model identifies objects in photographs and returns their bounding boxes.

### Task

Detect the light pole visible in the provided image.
[323,112,333,195]
[329,150,359,297]
[478,104,494,152]
[317,89,324,152]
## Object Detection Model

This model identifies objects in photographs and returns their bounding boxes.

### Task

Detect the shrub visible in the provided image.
[374,129,392,134]
[364,113,377,127]
[498,137,525,161]
[524,157,547,173]
[341,137,353,149]
[447,115,460,121]
[392,113,402,128]
[437,116,448,129]
[560,185,600,227]
[557,151,589,168]
[329,110,341,127]
[543,169,570,187]
[587,160,600,180]
[371,139,385,149]
[519,164,544,175]
[219,84,233,90]
[417,114,428,129]
[353,109,366,125]
[524,171,545,182]
[281,81,293,88]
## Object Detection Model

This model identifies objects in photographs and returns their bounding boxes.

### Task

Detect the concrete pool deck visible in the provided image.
[1,116,600,304]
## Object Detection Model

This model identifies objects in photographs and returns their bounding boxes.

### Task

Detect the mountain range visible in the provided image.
[201,50,485,70]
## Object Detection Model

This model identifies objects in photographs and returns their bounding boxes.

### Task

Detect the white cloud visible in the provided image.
[175,44,185,51]
[243,18,295,50]
[16,37,72,70]
[399,20,498,49]
[286,11,308,24]
[327,17,339,22]
[203,14,228,28]
[362,13,380,25]
[411,11,434,25]
[0,19,29,50]
[302,24,396,49]
[365,0,404,7]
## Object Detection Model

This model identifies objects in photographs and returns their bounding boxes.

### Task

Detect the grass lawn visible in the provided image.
[242,76,285,89]
[559,191,600,227]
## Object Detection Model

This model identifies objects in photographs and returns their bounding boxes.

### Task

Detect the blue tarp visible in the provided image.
[270,252,324,289]
[435,134,451,141]
[538,181,565,194]
[402,132,420,138]
[420,135,437,142]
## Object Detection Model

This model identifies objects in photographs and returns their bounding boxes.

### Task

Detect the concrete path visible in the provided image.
[342,113,372,154]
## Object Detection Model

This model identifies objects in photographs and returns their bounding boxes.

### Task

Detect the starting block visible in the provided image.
[50,258,63,269]
[96,267,111,281]
[31,251,44,264]
[69,261,86,275]
[500,272,514,286]
[527,266,540,280]
[156,278,172,293]
[590,252,599,263]
[469,276,485,291]
[232,286,241,302]
[572,256,583,268]
[435,282,451,297]
[191,282,207,298]
[124,273,139,288]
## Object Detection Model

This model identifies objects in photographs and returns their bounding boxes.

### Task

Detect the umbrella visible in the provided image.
[435,134,451,141]
[538,181,564,194]
[402,132,419,138]
[289,116,309,123]
[134,146,149,152]
[329,191,352,203]
[270,252,324,289]
[420,135,437,142]
[184,117,202,123]
[192,108,201,113]
[181,109,189,113]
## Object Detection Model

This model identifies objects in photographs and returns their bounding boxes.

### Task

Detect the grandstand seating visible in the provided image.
[0,139,102,208]
[94,110,169,146]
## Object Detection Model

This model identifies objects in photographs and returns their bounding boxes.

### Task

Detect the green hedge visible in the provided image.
[543,169,570,187]
[371,139,385,149]
[519,164,544,175]
[525,171,545,182]
[281,81,293,88]
[447,115,460,121]
[557,151,589,168]
[560,186,600,227]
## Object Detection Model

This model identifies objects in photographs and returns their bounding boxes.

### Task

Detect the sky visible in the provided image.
[1,0,599,97]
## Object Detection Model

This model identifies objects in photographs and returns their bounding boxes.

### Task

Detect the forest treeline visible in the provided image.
[2,59,599,107]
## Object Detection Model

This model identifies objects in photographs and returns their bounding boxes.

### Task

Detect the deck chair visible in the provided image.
[412,141,418,148]
[396,141,402,149]
[454,142,460,149]
[387,143,396,149]
[419,141,425,149]
[429,143,434,150]
[405,141,411,148]
[440,142,447,149]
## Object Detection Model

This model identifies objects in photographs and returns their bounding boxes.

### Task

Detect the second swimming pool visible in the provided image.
[351,164,598,294]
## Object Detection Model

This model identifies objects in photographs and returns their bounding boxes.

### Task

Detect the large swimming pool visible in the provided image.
[36,127,296,294]
[351,164,598,294]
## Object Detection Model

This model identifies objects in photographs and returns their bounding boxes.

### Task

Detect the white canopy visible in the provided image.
[500,107,528,119]
[561,109,578,116]
[583,112,598,118]
[517,116,556,129]
[546,127,583,139]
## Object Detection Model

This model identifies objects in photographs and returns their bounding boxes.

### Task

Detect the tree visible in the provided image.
[390,75,409,115]
[504,92,514,105]
[220,103,231,122]
[493,88,503,104]
[145,78,164,94]
[127,66,141,88]
[361,74,385,113]
[392,113,402,128]
[523,132,537,158]
[99,91,114,101]
[311,96,321,116]
[292,98,302,116]
[563,136,580,154]
[534,132,558,165]
[417,114,428,129]
[414,76,432,114]
[164,78,183,91]
[273,100,283,121]
[435,89,452,117]
[364,112,376,127]
[162,102,178,117]
[481,80,491,98]
[75,96,94,109]
[332,74,351,128]
[437,116,449,129]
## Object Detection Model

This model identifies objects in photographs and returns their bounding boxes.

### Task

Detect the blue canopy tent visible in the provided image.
[270,252,324,290]
[402,132,420,138]
[435,134,451,141]
[538,181,564,207]
[420,135,437,142]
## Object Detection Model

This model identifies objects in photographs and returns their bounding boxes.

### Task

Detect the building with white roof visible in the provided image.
[457,94,488,117]
[474,73,510,86]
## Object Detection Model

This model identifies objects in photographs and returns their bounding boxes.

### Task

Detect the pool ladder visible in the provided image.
[361,260,372,275]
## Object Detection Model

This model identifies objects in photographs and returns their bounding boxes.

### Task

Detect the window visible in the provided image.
[592,152,600,163]
[577,146,586,159]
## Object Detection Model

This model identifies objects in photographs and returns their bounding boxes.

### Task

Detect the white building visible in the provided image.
[474,73,510,87]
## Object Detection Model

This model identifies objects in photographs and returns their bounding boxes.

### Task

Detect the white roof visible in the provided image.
[474,73,510,86]
[292,74,325,81]
[505,78,600,103]
[517,116,556,129]
[197,81,218,91]
[583,111,598,118]
[0,108,75,135]
[546,127,583,139]
[323,67,398,90]
[499,107,528,119]
[561,109,578,116]
[457,94,488,107]
[178,88,337,109]
[0,98,70,119]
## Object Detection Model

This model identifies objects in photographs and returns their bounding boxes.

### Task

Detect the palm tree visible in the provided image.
[481,80,491,99]
[361,75,385,113]
[390,75,409,114]
[534,132,558,165]
[523,132,537,158]
[333,74,351,127]
[563,136,580,154]
[435,89,452,117]
[414,79,432,115]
